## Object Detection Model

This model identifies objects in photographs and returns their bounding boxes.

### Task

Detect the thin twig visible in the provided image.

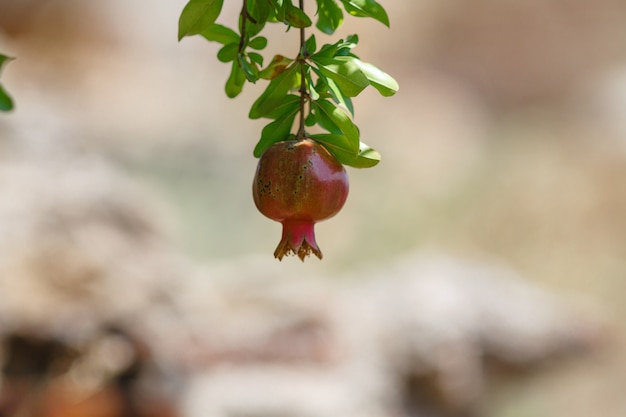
[296,0,308,140]
[239,0,257,54]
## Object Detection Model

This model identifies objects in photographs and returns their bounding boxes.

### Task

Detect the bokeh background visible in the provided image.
[0,1,625,416]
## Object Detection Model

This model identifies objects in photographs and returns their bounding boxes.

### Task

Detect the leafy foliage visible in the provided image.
[178,0,225,40]
[178,0,397,168]
[0,54,14,112]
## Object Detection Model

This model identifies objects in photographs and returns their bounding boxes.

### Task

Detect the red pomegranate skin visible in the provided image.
[253,139,349,261]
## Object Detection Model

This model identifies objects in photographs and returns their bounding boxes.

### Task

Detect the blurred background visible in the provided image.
[0,0,625,416]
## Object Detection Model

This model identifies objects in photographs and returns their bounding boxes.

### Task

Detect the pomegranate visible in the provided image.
[253,138,349,261]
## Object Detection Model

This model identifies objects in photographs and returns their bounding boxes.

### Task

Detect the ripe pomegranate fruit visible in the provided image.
[253,138,349,261]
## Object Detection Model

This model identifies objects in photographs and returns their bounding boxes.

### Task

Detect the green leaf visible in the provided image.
[352,59,398,96]
[225,60,246,98]
[314,99,359,151]
[0,84,13,111]
[311,69,349,112]
[0,55,11,68]
[339,0,389,27]
[248,36,268,50]
[268,0,284,8]
[311,56,369,97]
[249,63,299,119]
[316,0,344,34]
[266,1,278,21]
[309,133,356,156]
[323,75,354,115]
[178,0,224,41]
[285,3,313,28]
[247,0,271,24]
[259,55,294,80]
[305,34,317,55]
[306,71,320,101]
[330,141,381,168]
[254,103,299,157]
[305,110,317,126]
[201,23,239,44]
[217,43,238,62]
[314,100,343,135]
[343,34,359,47]
[0,54,14,112]
[248,52,264,66]
[244,21,267,39]
[270,0,288,22]
[333,34,359,57]
[244,0,270,38]
[264,94,300,119]
[311,135,381,168]
[238,54,259,82]
[311,35,358,59]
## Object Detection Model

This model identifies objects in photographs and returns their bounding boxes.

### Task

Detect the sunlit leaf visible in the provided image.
[311,56,368,97]
[285,3,312,28]
[339,0,389,27]
[324,75,354,115]
[325,140,381,168]
[352,59,398,96]
[269,0,288,22]
[316,0,344,34]
[311,34,358,59]
[178,0,224,40]
[309,133,357,156]
[306,71,320,101]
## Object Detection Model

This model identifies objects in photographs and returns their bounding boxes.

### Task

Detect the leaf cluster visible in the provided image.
[178,0,398,168]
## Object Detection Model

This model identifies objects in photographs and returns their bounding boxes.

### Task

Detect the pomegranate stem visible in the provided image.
[296,0,308,141]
